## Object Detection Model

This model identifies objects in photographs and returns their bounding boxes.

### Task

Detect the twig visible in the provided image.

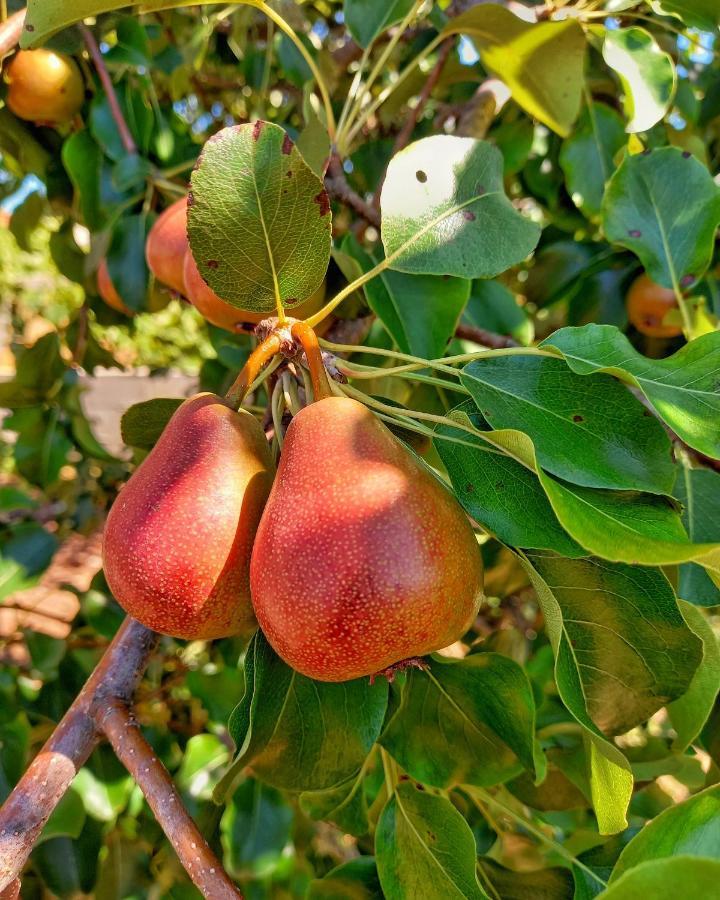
[455,323,519,348]
[79,23,137,155]
[325,156,381,228]
[0,617,242,896]
[0,8,24,60]
[392,37,454,156]
[0,618,156,889]
[102,704,242,899]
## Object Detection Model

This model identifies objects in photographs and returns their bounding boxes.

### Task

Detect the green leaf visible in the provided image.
[5,408,73,488]
[521,553,635,833]
[602,858,720,899]
[300,767,371,836]
[296,89,331,179]
[381,136,540,278]
[62,130,128,231]
[443,7,585,136]
[536,473,720,571]
[188,121,331,314]
[435,404,584,556]
[22,1,178,46]
[309,857,384,900]
[602,147,720,290]
[674,467,720,606]
[344,0,414,48]
[38,788,86,845]
[611,784,720,881]
[9,190,45,253]
[478,859,574,900]
[221,779,293,878]
[559,102,626,219]
[650,0,720,29]
[542,325,720,461]
[527,552,702,735]
[602,28,675,133]
[120,397,183,450]
[225,631,388,793]
[463,280,533,346]
[106,213,151,312]
[667,602,720,752]
[347,236,470,358]
[461,355,675,494]
[376,782,487,900]
[380,653,542,789]
[176,734,229,802]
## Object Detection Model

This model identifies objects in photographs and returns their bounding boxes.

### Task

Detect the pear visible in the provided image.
[145,198,189,296]
[97,259,132,315]
[104,394,274,639]
[250,396,483,681]
[6,50,84,126]
[182,249,327,331]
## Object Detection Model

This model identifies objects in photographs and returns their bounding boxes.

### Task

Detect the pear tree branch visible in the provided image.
[79,23,137,155]
[0,617,242,898]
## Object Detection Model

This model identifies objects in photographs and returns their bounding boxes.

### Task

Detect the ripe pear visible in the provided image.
[183,249,327,330]
[104,393,275,640]
[146,198,189,295]
[6,49,84,125]
[250,396,483,681]
[97,259,132,315]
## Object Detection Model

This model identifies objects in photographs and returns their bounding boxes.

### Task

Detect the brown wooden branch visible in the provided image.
[0,618,155,888]
[79,23,137,155]
[455,323,519,348]
[0,8,25,60]
[0,617,241,896]
[102,704,242,899]
[325,156,381,229]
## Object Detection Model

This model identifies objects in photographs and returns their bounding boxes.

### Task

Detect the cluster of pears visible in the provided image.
[103,356,484,681]
[99,197,325,327]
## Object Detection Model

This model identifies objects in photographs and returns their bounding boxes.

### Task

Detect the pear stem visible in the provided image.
[225,333,282,409]
[291,321,332,402]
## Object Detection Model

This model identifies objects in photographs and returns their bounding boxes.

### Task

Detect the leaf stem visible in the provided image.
[336,0,426,153]
[252,1,336,139]
[343,32,446,150]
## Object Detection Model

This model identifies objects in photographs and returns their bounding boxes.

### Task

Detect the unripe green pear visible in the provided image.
[250,396,483,681]
[104,393,274,640]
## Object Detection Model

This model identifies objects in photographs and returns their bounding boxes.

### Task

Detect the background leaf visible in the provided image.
[444,7,586,136]
[380,653,542,789]
[602,147,720,291]
[344,0,415,48]
[376,782,487,900]
[602,28,675,133]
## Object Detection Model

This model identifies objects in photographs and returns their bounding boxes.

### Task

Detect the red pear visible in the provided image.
[250,396,483,681]
[146,198,189,295]
[104,393,274,639]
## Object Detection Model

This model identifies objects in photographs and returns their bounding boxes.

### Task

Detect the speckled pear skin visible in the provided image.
[250,396,483,681]
[104,393,275,640]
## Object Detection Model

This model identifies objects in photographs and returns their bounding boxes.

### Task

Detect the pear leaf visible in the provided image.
[188,122,331,314]
[381,136,540,278]
[602,27,675,133]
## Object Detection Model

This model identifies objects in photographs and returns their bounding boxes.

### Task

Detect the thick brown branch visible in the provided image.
[0,618,157,889]
[79,23,137,155]
[0,9,25,60]
[325,156,381,228]
[102,704,242,898]
[455,323,519,348]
